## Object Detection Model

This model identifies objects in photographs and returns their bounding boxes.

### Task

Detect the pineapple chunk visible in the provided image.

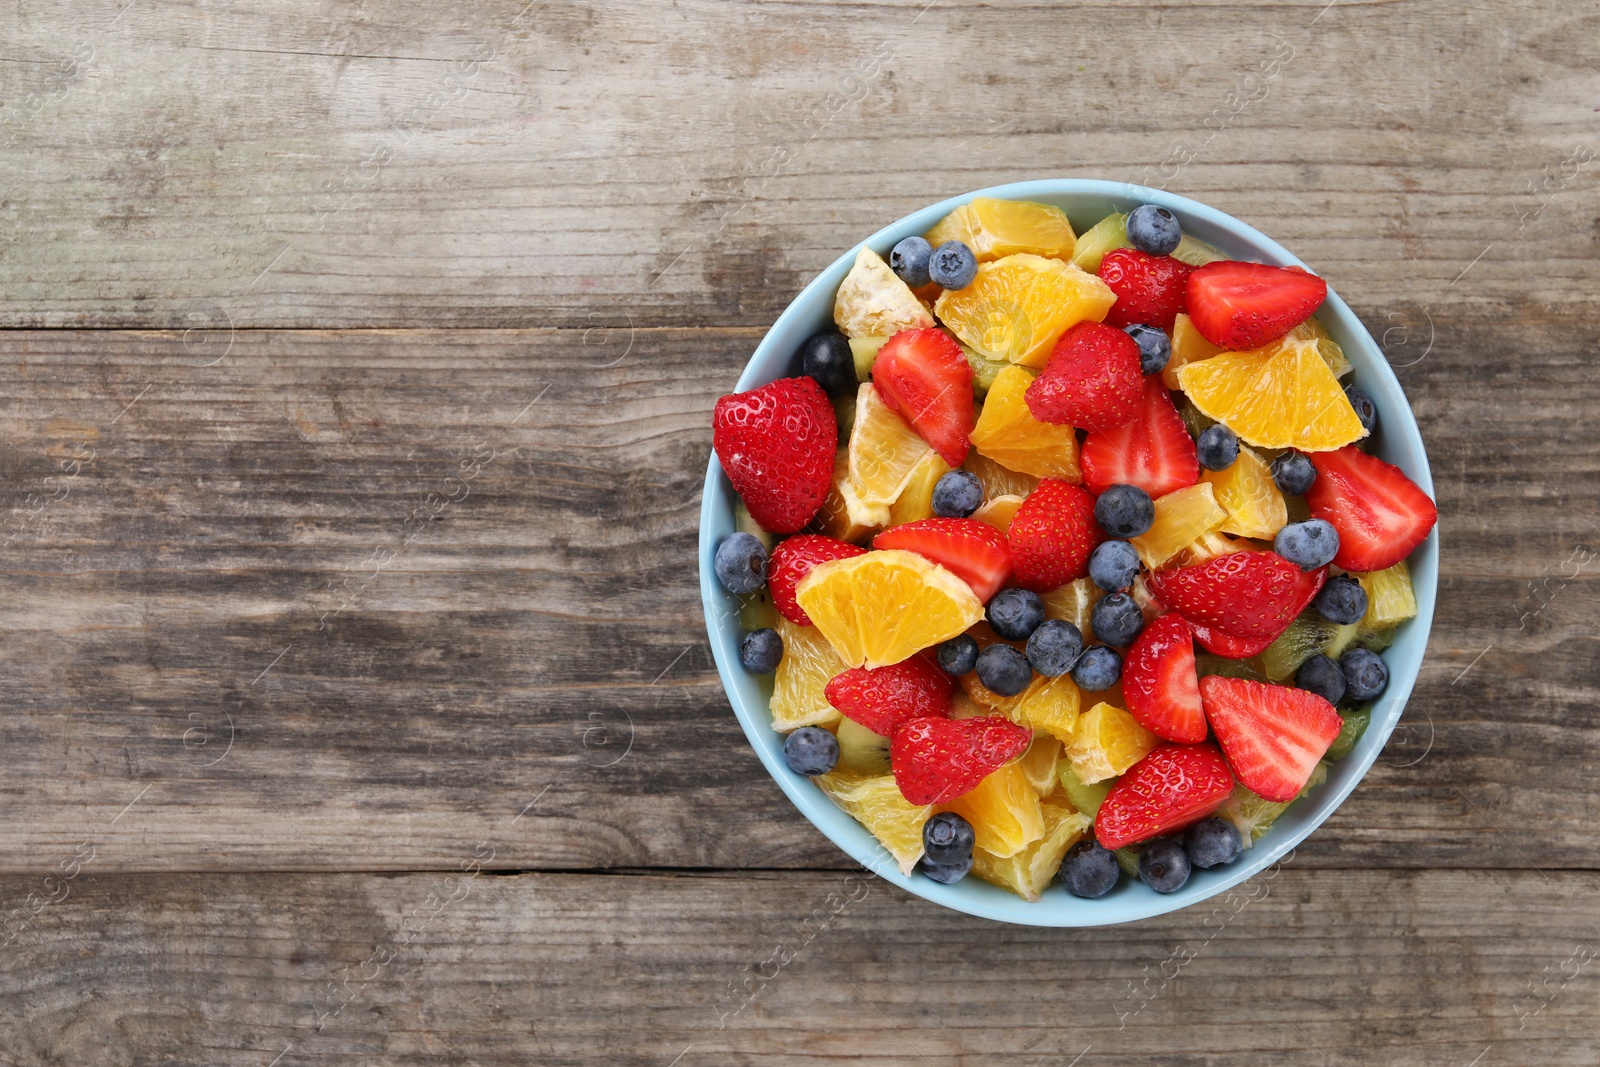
[1064,702,1159,785]
[1358,560,1418,629]
[939,762,1045,859]
[816,771,930,874]
[770,618,846,731]
[972,799,1091,901]
[1018,734,1064,796]
[1162,312,1226,390]
[833,246,935,339]
[1202,446,1287,540]
[1070,212,1128,273]
[1131,482,1228,569]
[886,451,951,528]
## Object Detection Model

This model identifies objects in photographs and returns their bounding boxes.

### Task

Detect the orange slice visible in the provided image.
[925,198,1077,262]
[938,762,1045,859]
[795,549,985,669]
[833,246,936,339]
[972,798,1092,901]
[816,771,930,875]
[1064,701,1160,784]
[1161,312,1226,389]
[1130,482,1228,569]
[1176,337,1366,451]
[1202,446,1287,540]
[968,364,1082,480]
[934,254,1116,368]
[848,382,934,508]
[770,618,846,731]
[971,493,1025,536]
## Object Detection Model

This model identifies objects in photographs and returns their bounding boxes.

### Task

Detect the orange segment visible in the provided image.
[886,451,951,528]
[815,449,888,543]
[1202,446,1287,540]
[1040,577,1097,638]
[1161,312,1226,389]
[1176,337,1367,452]
[972,799,1091,901]
[934,254,1116,368]
[968,365,1082,480]
[849,382,934,508]
[1064,701,1160,784]
[925,198,1077,262]
[963,451,1039,500]
[770,618,846,731]
[971,493,1025,536]
[1130,482,1228,569]
[1175,530,1256,568]
[833,246,936,339]
[795,549,985,669]
[1009,673,1082,743]
[938,761,1045,859]
[816,771,930,875]
[1018,734,1065,796]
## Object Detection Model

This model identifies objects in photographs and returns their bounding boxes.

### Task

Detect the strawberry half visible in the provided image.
[872,328,975,467]
[874,517,1013,603]
[712,376,837,534]
[767,535,866,625]
[890,715,1031,805]
[1094,743,1235,850]
[1098,248,1192,331]
[1147,550,1326,642]
[1122,614,1206,743]
[824,653,953,736]
[1008,479,1103,593]
[1024,321,1143,433]
[1185,261,1327,350]
[1199,676,1341,802]
[1306,445,1438,572]
[1080,377,1199,498]
[1186,622,1280,660]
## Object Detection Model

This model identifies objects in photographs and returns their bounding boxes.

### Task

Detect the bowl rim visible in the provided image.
[698,178,1438,927]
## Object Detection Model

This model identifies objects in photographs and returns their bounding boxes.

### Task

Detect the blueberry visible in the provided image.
[975,644,1033,696]
[987,588,1045,641]
[1314,574,1369,625]
[1091,592,1145,647]
[1340,648,1389,701]
[923,812,975,864]
[928,240,978,289]
[798,330,857,398]
[1071,645,1122,692]
[739,628,783,674]
[920,855,973,884]
[1344,384,1378,435]
[1196,424,1239,472]
[1089,539,1142,592]
[1183,818,1243,869]
[1061,841,1121,898]
[935,634,979,676]
[1271,450,1317,496]
[889,235,934,288]
[1126,204,1182,257]
[1138,838,1191,893]
[1124,323,1171,374]
[931,469,984,518]
[1274,519,1340,570]
[1026,619,1084,677]
[714,533,769,594]
[1296,654,1346,704]
[1094,483,1155,538]
[782,726,838,776]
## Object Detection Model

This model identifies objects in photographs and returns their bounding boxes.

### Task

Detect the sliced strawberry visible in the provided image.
[1185,261,1327,350]
[1008,479,1103,593]
[1122,614,1206,743]
[872,328,975,467]
[1188,622,1279,660]
[1199,676,1341,802]
[890,715,1032,805]
[1024,321,1143,433]
[1098,248,1192,332]
[824,653,953,736]
[873,517,1013,603]
[1147,550,1326,643]
[767,535,867,625]
[1080,377,1199,498]
[1306,445,1438,572]
[712,376,837,534]
[1094,743,1235,850]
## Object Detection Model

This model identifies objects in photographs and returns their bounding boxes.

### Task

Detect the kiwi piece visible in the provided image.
[848,335,890,382]
[834,717,892,776]
[1070,212,1129,273]
[1114,845,1142,878]
[1194,653,1266,682]
[1058,762,1114,819]
[1260,613,1339,681]
[1327,707,1370,761]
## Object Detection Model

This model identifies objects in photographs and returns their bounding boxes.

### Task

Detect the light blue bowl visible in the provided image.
[699,179,1438,926]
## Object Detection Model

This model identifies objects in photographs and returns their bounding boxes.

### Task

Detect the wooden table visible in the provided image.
[0,0,1594,1062]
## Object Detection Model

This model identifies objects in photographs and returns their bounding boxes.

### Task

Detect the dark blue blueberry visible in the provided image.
[1339,648,1389,700]
[889,235,934,288]
[782,726,838,776]
[931,469,984,518]
[1094,483,1155,538]
[1271,450,1317,496]
[1296,654,1346,705]
[1344,384,1378,435]
[928,240,978,289]
[1061,841,1121,898]
[1089,539,1142,592]
[1138,838,1191,893]
[987,587,1045,641]
[1314,574,1369,625]
[922,812,975,864]
[1196,424,1239,472]
[920,855,973,884]
[935,634,979,676]
[1274,519,1340,570]
[1183,818,1243,869]
[798,330,857,397]
[1071,645,1122,692]
[1091,592,1145,647]
[739,628,783,674]
[714,533,769,594]
[1124,323,1172,374]
[1026,619,1084,677]
[1126,204,1182,257]
[975,644,1033,696]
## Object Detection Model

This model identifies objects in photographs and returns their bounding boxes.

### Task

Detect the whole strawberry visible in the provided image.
[1009,479,1104,592]
[890,714,1032,805]
[767,534,866,625]
[1024,321,1143,433]
[712,376,837,534]
[824,653,953,736]
[1098,248,1193,331]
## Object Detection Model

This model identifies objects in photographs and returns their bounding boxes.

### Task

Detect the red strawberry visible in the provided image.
[1185,261,1327,350]
[712,377,836,534]
[1024,321,1143,433]
[1187,622,1279,660]
[873,517,1013,603]
[1008,479,1103,593]
[890,715,1031,805]
[1306,445,1438,572]
[824,653,953,736]
[1094,743,1235,850]
[1098,248,1192,331]
[1147,550,1326,643]
[1122,614,1206,743]
[1080,377,1199,498]
[767,535,866,625]
[1199,676,1341,802]
[872,328,975,467]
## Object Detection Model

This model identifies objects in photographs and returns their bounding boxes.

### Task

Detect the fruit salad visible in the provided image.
[711,198,1437,903]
